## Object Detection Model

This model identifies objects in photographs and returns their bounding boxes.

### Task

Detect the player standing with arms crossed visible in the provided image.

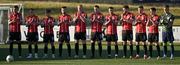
[120,5,135,59]
[90,5,104,58]
[160,5,175,60]
[146,7,160,60]
[26,9,40,59]
[104,7,119,58]
[8,6,23,58]
[135,6,148,59]
[41,9,56,58]
[58,6,72,57]
[73,5,88,58]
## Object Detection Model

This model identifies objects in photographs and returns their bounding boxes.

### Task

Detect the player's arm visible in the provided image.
[9,14,15,25]
[119,14,123,25]
[134,18,140,25]
[80,14,88,23]
[52,18,55,27]
[134,15,141,25]
[90,14,95,22]
[69,15,74,26]
[113,16,119,25]
[99,15,105,25]
[73,14,78,23]
[25,17,30,27]
[54,19,58,26]
[146,17,151,26]
[56,16,62,26]
[40,18,45,27]
[167,15,175,28]
[126,15,134,24]
[153,17,160,26]
[68,15,72,26]
[160,15,166,25]
[104,16,111,26]
[143,15,148,25]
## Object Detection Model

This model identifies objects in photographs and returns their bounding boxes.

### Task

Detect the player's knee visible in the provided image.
[114,41,118,45]
[136,42,139,45]
[97,41,101,44]
[107,42,111,46]
[155,42,159,46]
[148,42,152,46]
[82,40,86,44]
[59,42,63,44]
[65,41,70,44]
[123,41,127,45]
[142,42,146,45]
[75,40,79,43]
[163,43,167,46]
[91,40,95,43]
[169,43,174,46]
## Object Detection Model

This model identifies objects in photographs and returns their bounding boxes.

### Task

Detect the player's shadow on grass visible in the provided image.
[0,47,180,61]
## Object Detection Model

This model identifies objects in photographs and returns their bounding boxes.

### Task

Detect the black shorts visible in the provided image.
[135,33,147,42]
[9,32,21,41]
[59,32,70,42]
[122,30,133,41]
[43,34,54,43]
[106,34,118,42]
[26,32,39,42]
[91,32,102,41]
[148,33,159,42]
[74,32,86,40]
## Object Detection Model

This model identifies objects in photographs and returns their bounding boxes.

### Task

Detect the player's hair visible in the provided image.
[61,6,67,9]
[138,5,144,9]
[46,9,51,13]
[164,5,169,8]
[123,5,129,9]
[94,5,99,8]
[150,7,156,12]
[109,7,114,9]
[14,5,19,9]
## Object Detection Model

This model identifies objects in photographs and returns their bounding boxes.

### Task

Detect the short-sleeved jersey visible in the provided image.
[26,15,39,33]
[90,12,104,32]
[148,14,159,33]
[58,14,72,33]
[105,13,118,35]
[74,12,87,32]
[9,12,22,32]
[121,12,134,30]
[160,13,175,32]
[42,16,55,34]
[135,13,148,33]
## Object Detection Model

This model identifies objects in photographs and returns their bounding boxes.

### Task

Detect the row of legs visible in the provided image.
[9,41,174,59]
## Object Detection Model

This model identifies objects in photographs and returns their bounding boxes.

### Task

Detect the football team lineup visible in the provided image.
[5,4,175,61]
[0,1,180,65]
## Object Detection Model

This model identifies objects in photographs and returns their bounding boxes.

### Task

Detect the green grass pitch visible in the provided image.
[0,42,180,65]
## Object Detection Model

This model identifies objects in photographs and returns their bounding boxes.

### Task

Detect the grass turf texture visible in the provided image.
[0,42,180,65]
